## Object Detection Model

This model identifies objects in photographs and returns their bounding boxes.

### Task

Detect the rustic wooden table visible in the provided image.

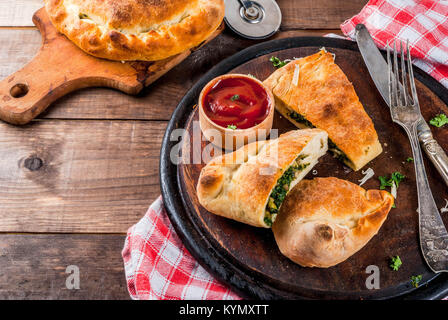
[0,0,366,299]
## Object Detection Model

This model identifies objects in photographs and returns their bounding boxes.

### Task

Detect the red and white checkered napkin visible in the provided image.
[341,0,448,88]
[122,196,241,300]
[122,0,448,300]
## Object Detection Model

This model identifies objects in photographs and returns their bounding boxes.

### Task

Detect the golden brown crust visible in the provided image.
[263,49,383,171]
[196,129,328,228]
[272,177,394,268]
[44,0,225,61]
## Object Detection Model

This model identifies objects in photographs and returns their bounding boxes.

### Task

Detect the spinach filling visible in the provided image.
[328,140,350,164]
[288,111,351,165]
[264,155,310,226]
[288,111,315,128]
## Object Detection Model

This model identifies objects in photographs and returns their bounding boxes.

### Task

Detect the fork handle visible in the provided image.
[409,125,448,272]
[417,126,448,188]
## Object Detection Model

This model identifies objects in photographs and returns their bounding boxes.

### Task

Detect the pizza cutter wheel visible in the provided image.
[224,0,282,40]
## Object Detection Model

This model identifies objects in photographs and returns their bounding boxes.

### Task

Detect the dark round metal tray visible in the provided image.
[160,37,448,299]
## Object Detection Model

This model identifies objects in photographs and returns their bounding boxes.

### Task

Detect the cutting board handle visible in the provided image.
[0,47,98,124]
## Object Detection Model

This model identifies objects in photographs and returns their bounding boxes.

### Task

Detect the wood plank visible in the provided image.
[278,0,365,30]
[0,120,165,233]
[0,29,41,79]
[0,234,129,299]
[0,0,365,29]
[0,29,342,121]
[0,0,41,27]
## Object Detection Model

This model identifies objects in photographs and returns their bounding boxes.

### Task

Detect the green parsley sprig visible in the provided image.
[230,94,239,101]
[227,124,237,130]
[429,113,448,127]
[379,172,405,208]
[379,172,405,189]
[269,56,288,68]
[411,275,422,288]
[390,256,402,271]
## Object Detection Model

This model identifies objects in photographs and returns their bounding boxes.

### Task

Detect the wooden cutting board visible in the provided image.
[0,8,223,125]
[160,37,448,299]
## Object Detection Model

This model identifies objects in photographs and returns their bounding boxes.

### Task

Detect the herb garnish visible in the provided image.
[379,172,405,189]
[379,172,405,208]
[379,176,391,189]
[411,275,422,288]
[230,94,240,101]
[429,113,448,127]
[391,172,405,187]
[406,157,414,163]
[390,256,402,271]
[269,56,288,68]
[227,124,237,130]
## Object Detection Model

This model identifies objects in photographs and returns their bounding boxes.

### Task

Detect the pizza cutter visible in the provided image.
[224,0,282,40]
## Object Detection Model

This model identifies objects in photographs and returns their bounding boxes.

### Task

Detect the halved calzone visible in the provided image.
[197,129,328,228]
[272,177,394,268]
[263,49,382,171]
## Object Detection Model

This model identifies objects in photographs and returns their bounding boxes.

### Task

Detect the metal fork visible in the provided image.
[387,40,448,273]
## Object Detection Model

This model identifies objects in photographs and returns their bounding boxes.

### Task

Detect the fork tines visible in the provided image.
[386,39,419,108]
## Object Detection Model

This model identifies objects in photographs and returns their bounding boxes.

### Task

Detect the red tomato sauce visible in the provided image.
[202,76,271,129]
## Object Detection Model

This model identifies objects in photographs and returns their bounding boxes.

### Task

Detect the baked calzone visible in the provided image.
[197,129,328,228]
[263,49,382,171]
[272,177,394,268]
[44,0,225,61]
